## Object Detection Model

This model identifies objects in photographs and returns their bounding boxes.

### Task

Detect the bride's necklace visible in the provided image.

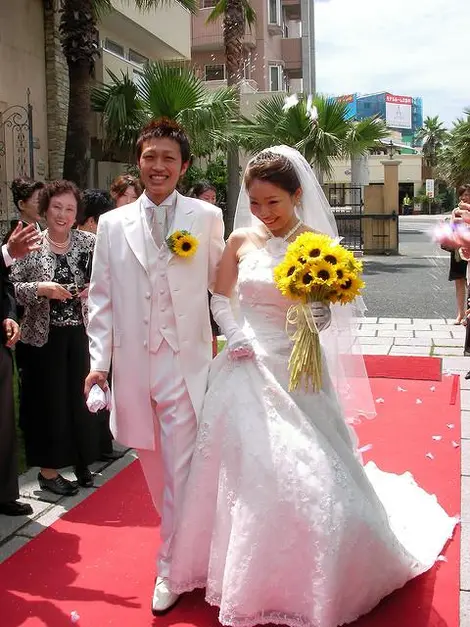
[46,231,71,250]
[265,219,302,242]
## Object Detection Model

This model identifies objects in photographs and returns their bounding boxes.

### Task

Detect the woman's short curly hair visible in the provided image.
[38,180,83,222]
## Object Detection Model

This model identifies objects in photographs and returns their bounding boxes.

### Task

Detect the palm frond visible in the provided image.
[207,0,256,27]
[92,61,237,158]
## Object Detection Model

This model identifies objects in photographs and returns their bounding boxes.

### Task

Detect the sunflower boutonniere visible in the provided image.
[166,230,199,258]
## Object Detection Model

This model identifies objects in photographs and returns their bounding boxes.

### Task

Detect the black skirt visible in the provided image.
[448,251,467,281]
[19,325,99,469]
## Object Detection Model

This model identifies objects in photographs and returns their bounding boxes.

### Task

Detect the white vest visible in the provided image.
[141,207,178,353]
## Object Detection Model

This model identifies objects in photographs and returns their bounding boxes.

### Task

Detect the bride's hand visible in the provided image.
[227,333,255,360]
[309,302,331,332]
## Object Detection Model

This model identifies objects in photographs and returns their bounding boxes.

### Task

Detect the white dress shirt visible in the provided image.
[1,244,13,268]
[141,190,177,247]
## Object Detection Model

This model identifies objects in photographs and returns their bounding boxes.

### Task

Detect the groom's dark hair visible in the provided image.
[136,118,191,165]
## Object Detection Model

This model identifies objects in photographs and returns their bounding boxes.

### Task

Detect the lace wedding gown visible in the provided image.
[169,240,457,627]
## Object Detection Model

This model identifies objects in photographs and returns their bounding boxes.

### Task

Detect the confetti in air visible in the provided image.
[358,444,373,453]
[452,441,460,448]
[430,386,436,392]
[432,435,442,441]
[375,397,385,404]
[70,611,80,623]
[416,399,423,404]
[397,386,407,392]
[282,94,299,111]
[425,452,434,460]
[447,424,455,429]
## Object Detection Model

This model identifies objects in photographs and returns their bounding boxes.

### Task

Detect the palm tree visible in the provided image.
[438,109,470,187]
[415,115,448,180]
[237,94,388,179]
[91,62,238,160]
[58,0,197,189]
[206,0,256,232]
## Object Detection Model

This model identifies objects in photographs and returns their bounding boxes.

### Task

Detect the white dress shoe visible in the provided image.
[151,576,180,615]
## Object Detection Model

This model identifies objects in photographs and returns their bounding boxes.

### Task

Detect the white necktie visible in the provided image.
[146,204,164,248]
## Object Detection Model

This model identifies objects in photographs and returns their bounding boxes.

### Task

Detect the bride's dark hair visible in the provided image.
[244,151,301,195]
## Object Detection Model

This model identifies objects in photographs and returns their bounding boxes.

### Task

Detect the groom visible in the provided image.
[85,118,225,614]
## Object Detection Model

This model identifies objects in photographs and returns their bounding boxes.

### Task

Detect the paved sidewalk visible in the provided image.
[0,317,469,624]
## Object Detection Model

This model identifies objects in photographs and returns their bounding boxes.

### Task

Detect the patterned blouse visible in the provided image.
[10,229,95,346]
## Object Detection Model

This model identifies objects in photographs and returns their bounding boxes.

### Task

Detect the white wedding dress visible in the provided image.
[169,240,457,627]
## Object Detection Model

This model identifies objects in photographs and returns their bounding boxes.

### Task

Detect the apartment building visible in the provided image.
[191,0,315,96]
[0,0,191,230]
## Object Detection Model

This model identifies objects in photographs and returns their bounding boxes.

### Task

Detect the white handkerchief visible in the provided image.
[87,384,111,413]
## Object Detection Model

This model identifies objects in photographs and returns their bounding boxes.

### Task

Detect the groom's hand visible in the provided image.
[84,370,108,398]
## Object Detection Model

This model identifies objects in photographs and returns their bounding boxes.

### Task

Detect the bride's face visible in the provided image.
[248,179,301,233]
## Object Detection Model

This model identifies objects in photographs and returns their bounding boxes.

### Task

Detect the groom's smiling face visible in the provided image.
[138,138,189,205]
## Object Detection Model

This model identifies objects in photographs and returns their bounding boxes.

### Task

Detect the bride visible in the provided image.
[168,147,457,627]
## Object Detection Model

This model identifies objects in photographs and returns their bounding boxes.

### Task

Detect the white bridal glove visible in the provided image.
[211,294,254,360]
[86,384,112,413]
[308,302,331,332]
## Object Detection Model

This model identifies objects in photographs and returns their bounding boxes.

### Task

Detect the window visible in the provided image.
[204,64,225,81]
[269,65,283,92]
[268,0,281,25]
[133,70,144,88]
[128,49,148,66]
[200,0,216,7]
[104,38,125,58]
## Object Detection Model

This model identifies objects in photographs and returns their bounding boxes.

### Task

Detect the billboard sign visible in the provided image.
[336,94,357,120]
[385,93,412,129]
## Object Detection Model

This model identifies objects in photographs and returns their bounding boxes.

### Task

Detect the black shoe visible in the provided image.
[98,450,124,462]
[38,472,78,496]
[0,500,33,516]
[74,466,94,488]
[465,371,470,380]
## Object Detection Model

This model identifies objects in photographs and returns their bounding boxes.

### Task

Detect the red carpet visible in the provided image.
[0,356,460,627]
[364,354,442,380]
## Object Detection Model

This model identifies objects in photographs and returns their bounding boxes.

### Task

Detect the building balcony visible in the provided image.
[191,10,256,51]
[96,48,147,84]
[281,37,302,72]
[102,0,191,60]
[202,78,259,93]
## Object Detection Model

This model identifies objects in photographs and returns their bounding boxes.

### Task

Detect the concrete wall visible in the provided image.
[328,154,423,188]
[0,0,49,226]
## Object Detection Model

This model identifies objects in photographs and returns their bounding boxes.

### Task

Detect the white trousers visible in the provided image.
[137,340,197,578]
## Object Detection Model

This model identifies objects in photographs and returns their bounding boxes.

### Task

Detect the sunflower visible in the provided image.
[311,259,336,286]
[287,232,333,260]
[168,230,199,258]
[337,275,365,303]
[333,263,353,285]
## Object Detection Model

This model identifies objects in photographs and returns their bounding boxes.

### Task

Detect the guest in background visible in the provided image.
[78,188,122,462]
[0,223,40,515]
[3,179,45,381]
[10,180,99,496]
[449,185,470,325]
[191,181,220,357]
[76,189,114,234]
[110,174,143,208]
[3,178,44,243]
[191,181,217,206]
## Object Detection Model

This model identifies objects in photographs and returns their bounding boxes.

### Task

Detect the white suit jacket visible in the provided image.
[87,192,225,450]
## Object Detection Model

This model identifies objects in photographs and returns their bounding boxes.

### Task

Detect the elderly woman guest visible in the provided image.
[10,180,99,496]
[110,174,143,207]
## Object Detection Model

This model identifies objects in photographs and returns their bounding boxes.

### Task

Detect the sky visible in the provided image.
[314,0,469,127]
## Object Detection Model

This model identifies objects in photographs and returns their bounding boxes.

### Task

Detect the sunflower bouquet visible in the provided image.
[166,230,199,258]
[273,232,364,393]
